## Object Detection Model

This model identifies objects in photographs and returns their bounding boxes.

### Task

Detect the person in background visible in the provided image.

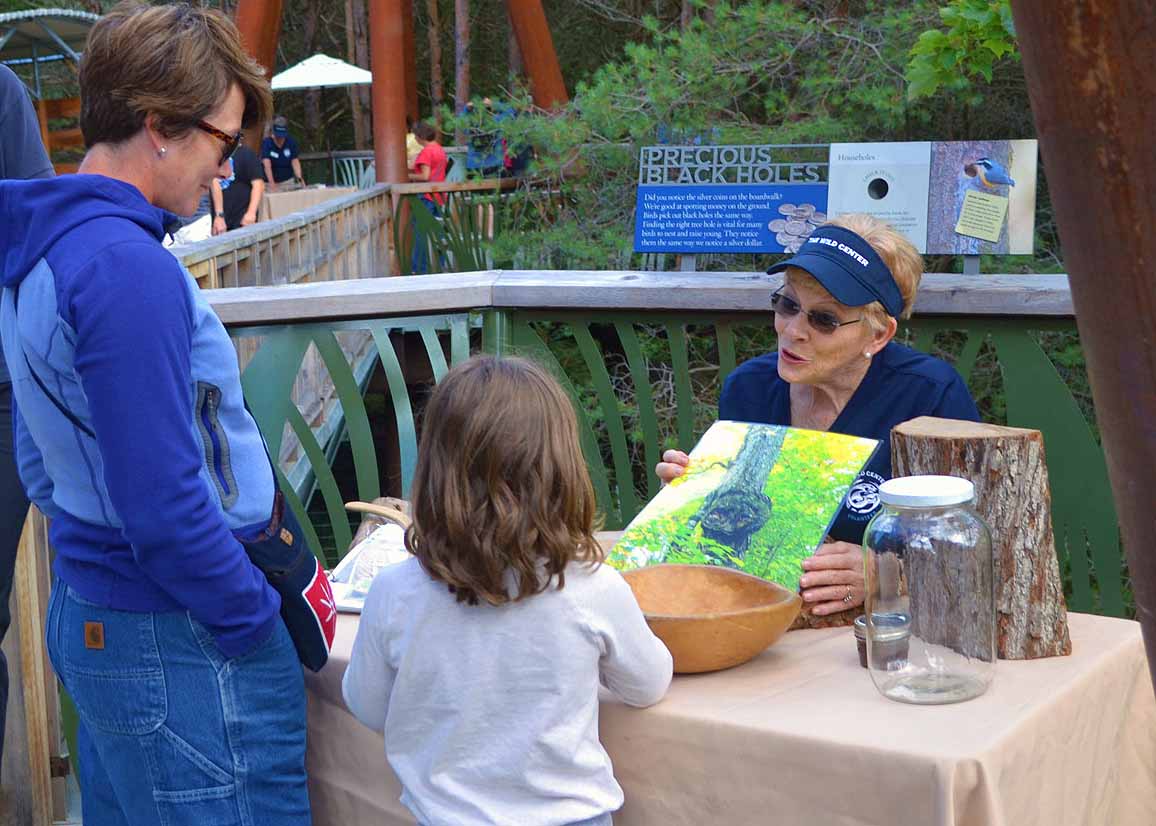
[211,141,264,234]
[343,355,672,826]
[0,62,53,779]
[0,5,311,823]
[405,116,422,171]
[656,215,980,618]
[261,114,303,190]
[407,121,447,273]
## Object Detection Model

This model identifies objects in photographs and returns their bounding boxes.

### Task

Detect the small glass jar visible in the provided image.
[853,613,909,670]
[862,475,995,704]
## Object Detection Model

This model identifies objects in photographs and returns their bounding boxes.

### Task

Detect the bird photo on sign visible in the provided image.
[607,421,878,591]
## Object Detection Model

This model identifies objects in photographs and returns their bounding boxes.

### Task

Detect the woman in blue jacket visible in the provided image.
[656,215,980,618]
[0,5,311,824]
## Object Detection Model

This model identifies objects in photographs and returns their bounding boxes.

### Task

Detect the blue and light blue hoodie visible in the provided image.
[0,174,280,657]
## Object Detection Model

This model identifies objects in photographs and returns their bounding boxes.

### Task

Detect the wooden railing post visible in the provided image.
[1011,0,1156,692]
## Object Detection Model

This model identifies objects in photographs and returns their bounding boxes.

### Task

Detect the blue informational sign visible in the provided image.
[633,145,829,254]
[634,183,829,254]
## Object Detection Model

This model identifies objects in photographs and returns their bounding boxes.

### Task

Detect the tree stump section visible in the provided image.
[891,416,1072,659]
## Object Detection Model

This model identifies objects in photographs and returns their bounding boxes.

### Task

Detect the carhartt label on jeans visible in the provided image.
[84,621,104,649]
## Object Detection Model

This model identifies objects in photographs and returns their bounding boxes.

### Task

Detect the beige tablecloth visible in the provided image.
[304,612,1156,826]
[260,186,356,221]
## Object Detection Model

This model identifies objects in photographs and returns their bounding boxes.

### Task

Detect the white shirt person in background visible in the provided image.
[343,356,673,826]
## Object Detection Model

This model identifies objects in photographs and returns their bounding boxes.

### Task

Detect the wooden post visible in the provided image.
[891,418,1072,659]
[1010,0,1156,687]
[234,0,285,151]
[504,0,568,109]
[234,0,284,78]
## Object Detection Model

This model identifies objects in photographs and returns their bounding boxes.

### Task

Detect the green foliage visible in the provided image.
[906,0,1019,100]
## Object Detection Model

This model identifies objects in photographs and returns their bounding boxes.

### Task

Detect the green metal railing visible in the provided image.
[224,272,1125,618]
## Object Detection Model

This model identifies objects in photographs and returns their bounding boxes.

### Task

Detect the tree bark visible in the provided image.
[454,0,470,144]
[346,0,373,149]
[507,5,523,82]
[891,417,1072,660]
[680,0,694,29]
[425,0,444,132]
[303,0,322,143]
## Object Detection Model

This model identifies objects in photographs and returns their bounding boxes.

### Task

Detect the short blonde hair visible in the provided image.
[822,213,923,331]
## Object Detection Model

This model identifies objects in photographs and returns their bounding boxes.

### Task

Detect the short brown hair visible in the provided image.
[407,356,602,606]
[824,213,924,329]
[79,2,272,147]
[412,121,438,142]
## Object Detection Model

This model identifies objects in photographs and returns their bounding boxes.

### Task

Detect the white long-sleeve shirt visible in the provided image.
[342,556,673,826]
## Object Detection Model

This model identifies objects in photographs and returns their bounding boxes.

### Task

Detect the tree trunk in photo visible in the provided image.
[690,427,786,557]
[680,0,693,29]
[454,0,470,144]
[891,417,1072,660]
[425,0,444,133]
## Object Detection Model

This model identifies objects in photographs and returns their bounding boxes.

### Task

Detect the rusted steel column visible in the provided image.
[368,0,409,185]
[402,0,419,122]
[1010,0,1156,690]
[234,0,284,77]
[504,0,568,109]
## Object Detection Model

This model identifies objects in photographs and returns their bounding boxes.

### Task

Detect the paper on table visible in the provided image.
[328,522,410,612]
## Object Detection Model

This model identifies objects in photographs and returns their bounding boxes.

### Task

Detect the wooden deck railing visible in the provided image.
[9,209,1113,825]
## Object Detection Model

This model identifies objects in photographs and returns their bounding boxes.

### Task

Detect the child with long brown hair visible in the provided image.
[343,355,672,826]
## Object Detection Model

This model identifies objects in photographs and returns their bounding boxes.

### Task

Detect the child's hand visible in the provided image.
[655,450,689,485]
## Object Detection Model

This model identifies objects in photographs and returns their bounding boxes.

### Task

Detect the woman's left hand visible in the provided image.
[799,541,864,615]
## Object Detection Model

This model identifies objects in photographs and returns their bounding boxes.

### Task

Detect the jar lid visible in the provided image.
[854,612,910,642]
[878,475,974,507]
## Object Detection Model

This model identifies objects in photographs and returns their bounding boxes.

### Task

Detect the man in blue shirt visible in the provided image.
[260,114,304,189]
[0,63,54,774]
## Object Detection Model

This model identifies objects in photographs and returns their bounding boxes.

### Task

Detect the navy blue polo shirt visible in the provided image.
[260,135,300,183]
[719,341,980,544]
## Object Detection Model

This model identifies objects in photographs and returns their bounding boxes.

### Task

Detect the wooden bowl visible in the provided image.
[622,564,802,674]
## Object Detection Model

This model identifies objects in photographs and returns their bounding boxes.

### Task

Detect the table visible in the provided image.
[304,612,1156,826]
[260,186,356,221]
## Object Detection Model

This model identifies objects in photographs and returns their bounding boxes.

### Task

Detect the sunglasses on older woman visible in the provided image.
[195,119,244,166]
[771,288,863,335]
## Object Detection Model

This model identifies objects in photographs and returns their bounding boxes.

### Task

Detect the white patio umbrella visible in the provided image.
[270,53,372,91]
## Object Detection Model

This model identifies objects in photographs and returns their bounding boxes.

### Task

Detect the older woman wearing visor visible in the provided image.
[656,214,980,617]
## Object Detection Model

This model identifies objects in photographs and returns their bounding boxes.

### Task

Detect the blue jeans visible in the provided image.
[46,582,311,826]
[410,197,441,274]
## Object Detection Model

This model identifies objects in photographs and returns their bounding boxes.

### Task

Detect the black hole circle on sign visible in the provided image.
[867,178,889,200]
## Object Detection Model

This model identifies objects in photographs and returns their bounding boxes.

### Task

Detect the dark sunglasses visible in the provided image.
[771,288,863,335]
[195,119,244,165]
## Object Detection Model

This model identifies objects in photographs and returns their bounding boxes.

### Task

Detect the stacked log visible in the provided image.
[891,417,1071,659]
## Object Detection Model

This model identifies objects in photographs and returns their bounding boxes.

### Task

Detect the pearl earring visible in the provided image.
[863,350,872,359]
[157,147,167,159]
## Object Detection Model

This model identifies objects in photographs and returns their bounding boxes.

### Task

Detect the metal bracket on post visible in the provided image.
[963,255,981,275]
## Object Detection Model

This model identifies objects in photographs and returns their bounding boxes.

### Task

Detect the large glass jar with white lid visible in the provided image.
[862,475,994,704]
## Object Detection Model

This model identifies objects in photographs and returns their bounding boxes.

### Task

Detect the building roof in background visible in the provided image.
[0,8,99,66]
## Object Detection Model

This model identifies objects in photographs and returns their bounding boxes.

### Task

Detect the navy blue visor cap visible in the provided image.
[767,224,904,318]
